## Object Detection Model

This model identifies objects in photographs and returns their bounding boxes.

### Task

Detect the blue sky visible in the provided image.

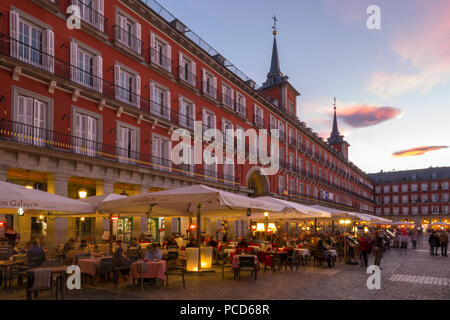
[159,0,450,173]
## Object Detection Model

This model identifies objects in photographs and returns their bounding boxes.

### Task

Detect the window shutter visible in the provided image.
[166,44,172,72]
[135,23,141,54]
[81,114,88,141]
[119,16,127,43]
[178,52,183,79]
[87,116,96,144]
[114,65,120,99]
[17,96,25,124]
[178,97,185,126]
[191,103,196,121]
[93,55,103,93]
[117,126,125,157]
[190,61,196,86]
[150,33,156,63]
[202,108,207,127]
[33,100,46,129]
[134,75,141,107]
[212,77,217,99]
[202,68,207,93]
[131,129,137,158]
[231,88,235,108]
[10,11,19,58]
[149,81,155,113]
[43,29,54,73]
[70,42,78,82]
[95,0,105,32]
[165,91,171,119]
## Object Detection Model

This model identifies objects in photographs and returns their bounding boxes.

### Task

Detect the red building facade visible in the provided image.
[0,0,374,243]
[369,168,450,228]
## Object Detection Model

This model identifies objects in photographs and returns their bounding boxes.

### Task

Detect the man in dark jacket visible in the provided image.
[373,231,384,269]
[439,232,448,257]
[433,233,441,256]
[429,232,437,255]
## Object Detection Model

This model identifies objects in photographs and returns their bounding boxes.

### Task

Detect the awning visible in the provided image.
[310,204,389,222]
[256,197,331,218]
[98,184,285,217]
[0,181,94,214]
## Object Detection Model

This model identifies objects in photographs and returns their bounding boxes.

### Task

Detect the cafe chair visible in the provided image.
[127,249,140,262]
[219,251,232,279]
[238,256,257,281]
[113,266,130,289]
[165,251,186,289]
[26,269,59,300]
[312,250,325,268]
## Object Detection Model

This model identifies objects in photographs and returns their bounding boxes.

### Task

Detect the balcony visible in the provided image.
[0,118,239,186]
[149,47,173,73]
[221,93,234,111]
[202,82,217,100]
[178,66,196,88]
[113,25,144,59]
[70,0,108,34]
[289,137,296,147]
[254,114,264,128]
[236,103,247,119]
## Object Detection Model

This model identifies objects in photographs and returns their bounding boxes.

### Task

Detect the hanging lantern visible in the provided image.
[78,188,88,199]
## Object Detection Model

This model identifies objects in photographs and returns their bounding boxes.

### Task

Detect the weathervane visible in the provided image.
[272,15,278,35]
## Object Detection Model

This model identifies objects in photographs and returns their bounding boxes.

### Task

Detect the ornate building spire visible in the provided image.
[328,97,344,144]
[262,15,284,88]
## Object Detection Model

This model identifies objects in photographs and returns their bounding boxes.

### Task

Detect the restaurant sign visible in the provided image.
[0,200,40,209]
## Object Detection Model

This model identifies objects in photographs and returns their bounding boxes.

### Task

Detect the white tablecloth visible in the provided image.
[328,249,337,257]
[248,246,260,253]
[294,248,310,257]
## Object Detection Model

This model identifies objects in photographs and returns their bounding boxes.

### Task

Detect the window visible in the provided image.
[393,195,399,204]
[202,69,217,99]
[178,97,195,129]
[402,195,408,204]
[442,193,449,202]
[431,182,438,190]
[431,206,439,214]
[431,194,439,203]
[401,184,408,192]
[376,208,382,215]
[73,0,105,32]
[411,183,418,191]
[178,53,196,86]
[412,207,418,215]
[442,182,449,190]
[10,10,54,73]
[222,118,233,145]
[421,183,428,191]
[73,109,99,157]
[254,105,264,127]
[221,83,234,109]
[392,185,399,193]
[152,135,171,172]
[117,122,139,163]
[289,153,294,170]
[383,196,390,204]
[421,194,428,203]
[289,128,295,145]
[402,207,409,215]
[288,100,295,115]
[150,81,170,119]
[70,41,102,92]
[384,207,390,215]
[204,161,217,181]
[298,183,303,195]
[278,121,285,140]
[114,64,140,107]
[236,92,246,117]
[202,108,216,133]
[421,206,428,215]
[116,13,142,54]
[150,32,172,71]
[14,94,48,146]
[269,115,277,130]
[223,163,234,185]
[297,135,303,149]
[383,185,390,193]
[298,158,303,171]
[375,186,381,194]
[278,176,285,194]
[393,207,399,215]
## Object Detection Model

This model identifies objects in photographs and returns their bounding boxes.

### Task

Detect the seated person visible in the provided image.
[112,247,131,269]
[78,239,91,252]
[27,240,46,268]
[145,244,162,261]
[207,237,218,248]
[236,238,249,249]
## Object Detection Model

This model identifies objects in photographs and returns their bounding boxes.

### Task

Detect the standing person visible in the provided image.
[26,240,46,268]
[439,232,448,257]
[428,232,437,255]
[358,234,369,267]
[373,230,384,269]
[433,232,441,256]
[410,230,418,249]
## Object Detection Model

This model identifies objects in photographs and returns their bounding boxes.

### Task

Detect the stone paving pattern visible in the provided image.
[0,235,448,300]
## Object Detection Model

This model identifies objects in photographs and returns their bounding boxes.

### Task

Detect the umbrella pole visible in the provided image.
[196,203,201,270]
[109,214,113,256]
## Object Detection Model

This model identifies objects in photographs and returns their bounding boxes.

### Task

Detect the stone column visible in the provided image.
[0,165,8,181]
[96,179,115,196]
[49,173,72,243]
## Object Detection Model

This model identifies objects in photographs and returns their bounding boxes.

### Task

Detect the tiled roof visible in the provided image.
[367,167,450,184]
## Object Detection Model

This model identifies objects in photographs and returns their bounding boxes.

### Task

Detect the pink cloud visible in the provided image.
[367,1,450,98]
[338,105,401,128]
[393,146,448,157]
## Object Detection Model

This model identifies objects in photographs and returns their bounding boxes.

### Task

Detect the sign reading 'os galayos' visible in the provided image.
[0,200,39,209]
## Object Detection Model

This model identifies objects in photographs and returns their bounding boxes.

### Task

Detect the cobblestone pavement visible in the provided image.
[0,235,448,300]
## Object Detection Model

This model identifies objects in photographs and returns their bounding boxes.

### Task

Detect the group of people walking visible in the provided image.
[428,231,448,257]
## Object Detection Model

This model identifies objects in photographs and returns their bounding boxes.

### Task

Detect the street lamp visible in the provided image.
[78,188,88,199]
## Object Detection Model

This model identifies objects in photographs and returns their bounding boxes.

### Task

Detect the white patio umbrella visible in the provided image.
[257,197,331,218]
[80,193,127,211]
[0,180,94,214]
[99,184,285,217]
[310,204,382,222]
[430,222,450,226]
[390,221,414,226]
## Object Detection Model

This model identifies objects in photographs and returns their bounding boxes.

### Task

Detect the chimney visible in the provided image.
[170,19,187,33]
[213,53,226,66]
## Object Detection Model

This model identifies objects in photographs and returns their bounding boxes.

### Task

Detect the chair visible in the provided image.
[219,251,232,279]
[127,249,140,262]
[238,256,257,281]
[165,252,186,289]
[312,249,325,268]
[26,269,59,300]
[28,257,44,269]
[91,257,113,287]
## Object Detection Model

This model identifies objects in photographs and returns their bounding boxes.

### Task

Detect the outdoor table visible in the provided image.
[248,246,260,253]
[231,254,259,278]
[0,260,23,290]
[328,249,337,257]
[294,248,310,258]
[128,260,167,286]
[26,265,67,300]
[78,258,102,277]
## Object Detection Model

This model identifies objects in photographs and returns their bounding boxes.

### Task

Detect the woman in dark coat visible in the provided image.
[433,233,441,256]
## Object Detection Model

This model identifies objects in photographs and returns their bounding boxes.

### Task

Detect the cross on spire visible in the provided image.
[272,15,278,35]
